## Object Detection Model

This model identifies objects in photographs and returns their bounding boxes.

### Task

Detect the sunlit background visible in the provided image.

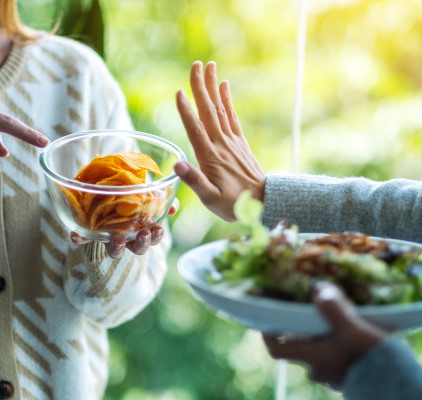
[19,0,422,398]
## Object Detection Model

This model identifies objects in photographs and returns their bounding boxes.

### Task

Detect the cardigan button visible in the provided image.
[0,277,6,293]
[0,381,14,399]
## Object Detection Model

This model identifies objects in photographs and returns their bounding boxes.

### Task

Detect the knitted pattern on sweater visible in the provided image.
[263,173,422,243]
[0,35,169,400]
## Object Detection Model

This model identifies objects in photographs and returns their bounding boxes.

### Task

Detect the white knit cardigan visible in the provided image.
[0,35,169,400]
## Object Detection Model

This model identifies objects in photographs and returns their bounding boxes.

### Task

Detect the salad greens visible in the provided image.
[212,191,422,305]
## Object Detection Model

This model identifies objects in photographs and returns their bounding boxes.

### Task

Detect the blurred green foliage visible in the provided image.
[20,0,422,399]
[19,0,104,55]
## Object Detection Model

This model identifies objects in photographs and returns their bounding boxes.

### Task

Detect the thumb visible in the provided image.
[312,283,362,334]
[174,161,217,200]
[313,282,387,355]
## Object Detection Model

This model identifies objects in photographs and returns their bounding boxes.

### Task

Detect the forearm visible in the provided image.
[262,174,422,243]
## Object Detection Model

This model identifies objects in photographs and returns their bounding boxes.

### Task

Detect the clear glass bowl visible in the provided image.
[39,129,186,242]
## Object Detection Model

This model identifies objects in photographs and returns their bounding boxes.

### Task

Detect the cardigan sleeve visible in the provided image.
[262,173,422,243]
[63,233,170,328]
[59,46,171,327]
[342,336,422,400]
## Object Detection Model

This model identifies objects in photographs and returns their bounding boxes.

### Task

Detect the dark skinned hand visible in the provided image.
[263,283,387,390]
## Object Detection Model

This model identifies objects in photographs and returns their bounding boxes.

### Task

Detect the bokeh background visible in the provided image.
[19,0,422,398]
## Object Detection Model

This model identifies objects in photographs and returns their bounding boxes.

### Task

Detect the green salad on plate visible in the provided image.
[211,191,422,305]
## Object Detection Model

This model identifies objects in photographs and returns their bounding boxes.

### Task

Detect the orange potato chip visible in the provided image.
[134,196,166,216]
[98,213,152,233]
[93,212,120,230]
[61,186,86,224]
[99,215,137,227]
[115,152,163,178]
[82,192,97,214]
[62,151,165,235]
[74,158,122,184]
[111,194,144,216]
[116,202,142,217]
[88,195,117,229]
[99,221,140,234]
[96,170,142,186]
[100,201,116,217]
[75,152,163,184]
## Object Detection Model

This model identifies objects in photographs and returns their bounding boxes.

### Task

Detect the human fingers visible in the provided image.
[204,61,232,134]
[70,231,91,245]
[173,161,224,213]
[262,334,288,359]
[177,82,255,177]
[105,237,126,259]
[219,79,263,177]
[263,332,353,389]
[190,61,225,138]
[313,283,386,352]
[125,225,164,255]
[149,225,164,246]
[0,113,49,147]
[262,333,327,362]
[220,80,243,136]
[313,283,358,330]
[168,198,180,216]
[176,88,214,161]
[0,135,8,157]
[125,229,151,255]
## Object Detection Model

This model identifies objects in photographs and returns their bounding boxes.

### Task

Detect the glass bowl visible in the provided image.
[40,129,186,242]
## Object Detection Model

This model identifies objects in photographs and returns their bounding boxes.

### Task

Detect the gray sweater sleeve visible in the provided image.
[262,174,422,243]
[343,337,422,400]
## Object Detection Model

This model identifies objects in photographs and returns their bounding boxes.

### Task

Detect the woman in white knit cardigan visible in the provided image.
[0,2,173,399]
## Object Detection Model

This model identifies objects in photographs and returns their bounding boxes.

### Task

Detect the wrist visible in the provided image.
[253,175,266,203]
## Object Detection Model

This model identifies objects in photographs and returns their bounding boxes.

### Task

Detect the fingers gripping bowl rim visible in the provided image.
[39,129,186,242]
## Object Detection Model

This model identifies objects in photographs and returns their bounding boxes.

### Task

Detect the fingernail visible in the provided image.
[152,228,164,238]
[222,80,230,90]
[140,232,150,243]
[113,238,125,249]
[318,286,341,301]
[168,206,177,216]
[313,282,341,301]
[174,162,189,176]
[70,232,78,244]
[38,135,50,146]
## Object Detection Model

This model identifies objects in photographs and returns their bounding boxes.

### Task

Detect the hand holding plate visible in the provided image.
[262,283,387,389]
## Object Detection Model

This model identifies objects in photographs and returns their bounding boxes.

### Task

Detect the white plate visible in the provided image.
[177,234,422,336]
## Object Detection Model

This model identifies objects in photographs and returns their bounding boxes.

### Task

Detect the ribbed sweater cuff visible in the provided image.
[83,241,107,266]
